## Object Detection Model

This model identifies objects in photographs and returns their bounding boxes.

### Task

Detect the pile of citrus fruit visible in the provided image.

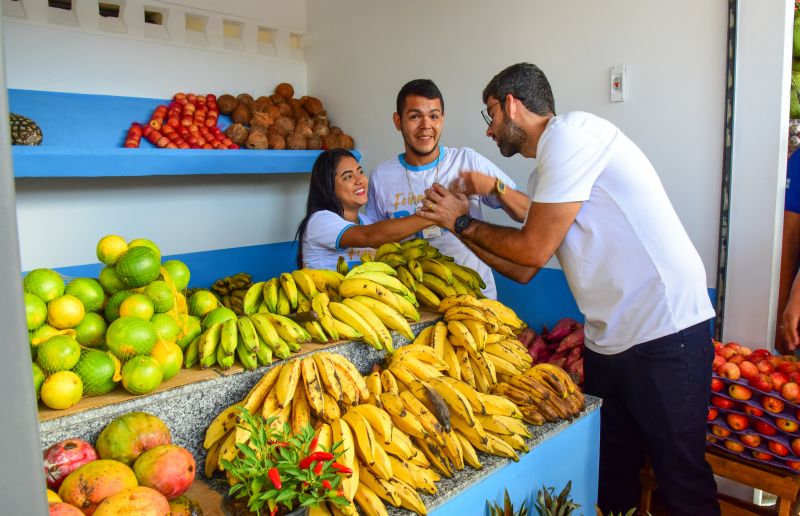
[25,235,199,410]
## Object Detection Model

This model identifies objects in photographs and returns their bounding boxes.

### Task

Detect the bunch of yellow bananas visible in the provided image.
[240,269,342,317]
[492,365,585,425]
[183,312,310,371]
[209,272,253,315]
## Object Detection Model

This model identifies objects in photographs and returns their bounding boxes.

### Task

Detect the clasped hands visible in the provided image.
[417,171,494,231]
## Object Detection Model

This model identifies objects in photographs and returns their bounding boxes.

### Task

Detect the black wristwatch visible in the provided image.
[454,215,474,235]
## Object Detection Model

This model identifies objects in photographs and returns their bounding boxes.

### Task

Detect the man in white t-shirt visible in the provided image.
[418,63,719,516]
[365,79,531,299]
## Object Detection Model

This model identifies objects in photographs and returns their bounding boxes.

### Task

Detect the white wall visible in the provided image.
[305,0,728,283]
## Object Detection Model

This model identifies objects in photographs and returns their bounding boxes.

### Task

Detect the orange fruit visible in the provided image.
[161,260,190,291]
[121,355,163,395]
[47,295,86,329]
[150,313,180,342]
[23,268,65,303]
[65,278,105,313]
[150,340,183,381]
[74,312,107,348]
[98,265,126,295]
[119,294,154,320]
[24,292,47,330]
[187,291,218,318]
[96,235,128,265]
[144,281,175,313]
[40,371,83,410]
[128,238,161,261]
[36,334,81,373]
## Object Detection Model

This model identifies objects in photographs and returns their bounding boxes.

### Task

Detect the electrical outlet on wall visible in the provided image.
[610,65,628,102]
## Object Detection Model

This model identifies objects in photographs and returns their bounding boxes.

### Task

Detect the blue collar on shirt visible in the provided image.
[399,145,446,172]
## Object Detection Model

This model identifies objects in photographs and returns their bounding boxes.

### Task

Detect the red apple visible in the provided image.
[729,384,753,400]
[751,349,772,359]
[790,372,800,384]
[786,460,800,470]
[713,340,724,351]
[719,362,741,380]
[725,342,743,353]
[739,361,759,380]
[737,345,753,356]
[757,361,775,375]
[779,362,799,375]
[710,377,725,392]
[768,440,790,457]
[711,396,735,409]
[783,382,800,402]
[770,372,790,392]
[776,418,800,433]
[791,437,800,456]
[744,405,765,417]
[762,396,785,414]
[719,348,738,360]
[707,408,719,421]
[755,420,779,436]
[729,355,745,365]
[711,424,732,438]
[725,440,746,452]
[749,373,774,392]
[726,413,750,431]
[740,434,762,447]
[769,355,785,369]
[752,451,774,461]
[712,355,727,372]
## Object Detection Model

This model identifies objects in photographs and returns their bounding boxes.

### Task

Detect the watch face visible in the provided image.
[496,179,506,194]
[455,215,473,234]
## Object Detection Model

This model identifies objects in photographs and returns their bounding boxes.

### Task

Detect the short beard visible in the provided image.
[497,118,526,158]
[402,131,439,163]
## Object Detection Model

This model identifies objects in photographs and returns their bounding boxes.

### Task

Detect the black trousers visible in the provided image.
[584,321,720,516]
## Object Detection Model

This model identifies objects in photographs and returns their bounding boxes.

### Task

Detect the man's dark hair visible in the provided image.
[482,63,555,116]
[396,79,444,115]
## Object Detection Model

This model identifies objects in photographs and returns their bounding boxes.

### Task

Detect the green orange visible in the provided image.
[36,334,81,373]
[47,294,85,329]
[119,294,155,320]
[187,291,218,318]
[150,340,183,381]
[99,265,126,295]
[65,278,105,313]
[161,260,190,291]
[40,371,83,410]
[105,317,157,360]
[128,238,161,261]
[150,313,180,342]
[144,281,175,313]
[23,269,65,303]
[24,292,47,330]
[121,355,163,395]
[96,234,129,265]
[74,312,107,348]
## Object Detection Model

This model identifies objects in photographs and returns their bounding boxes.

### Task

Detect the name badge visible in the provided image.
[422,226,443,239]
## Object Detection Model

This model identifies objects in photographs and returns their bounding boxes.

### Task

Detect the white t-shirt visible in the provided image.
[529,112,715,354]
[366,146,517,299]
[301,210,377,270]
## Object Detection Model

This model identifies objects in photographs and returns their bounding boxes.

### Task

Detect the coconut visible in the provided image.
[270,94,286,105]
[273,117,295,137]
[225,124,249,146]
[216,95,237,115]
[303,97,325,116]
[286,132,308,150]
[313,125,330,137]
[249,112,273,132]
[254,96,272,112]
[294,123,313,139]
[293,106,310,121]
[339,134,355,150]
[321,134,339,150]
[275,83,294,99]
[231,104,252,125]
[236,93,254,107]
[246,131,269,150]
[329,126,343,136]
[307,136,322,150]
[268,133,286,150]
[278,103,293,118]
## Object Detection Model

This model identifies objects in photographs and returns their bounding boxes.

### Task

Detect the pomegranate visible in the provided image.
[43,438,98,490]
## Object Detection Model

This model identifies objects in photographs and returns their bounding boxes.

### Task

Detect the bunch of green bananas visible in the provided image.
[210,272,253,315]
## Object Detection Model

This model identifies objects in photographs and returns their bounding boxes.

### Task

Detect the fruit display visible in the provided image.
[520,317,585,386]
[219,83,355,151]
[43,412,199,514]
[708,341,800,472]
[209,272,253,315]
[25,235,196,409]
[10,112,43,145]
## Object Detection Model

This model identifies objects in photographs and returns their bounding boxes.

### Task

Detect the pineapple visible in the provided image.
[533,481,580,516]
[487,489,529,516]
[10,113,42,146]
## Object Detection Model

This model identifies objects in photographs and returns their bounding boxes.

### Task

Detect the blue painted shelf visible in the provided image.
[9,89,360,178]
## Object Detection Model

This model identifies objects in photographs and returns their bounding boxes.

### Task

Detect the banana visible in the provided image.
[359,466,400,507]
[386,455,425,493]
[329,301,382,350]
[462,319,488,352]
[303,268,344,291]
[343,411,378,467]
[236,316,259,353]
[420,258,454,285]
[338,278,405,314]
[331,418,356,469]
[437,294,485,314]
[261,389,281,420]
[276,286,291,315]
[395,266,417,292]
[447,320,478,354]
[313,353,344,402]
[391,479,428,515]
[354,482,389,516]
[428,376,476,427]
[486,352,523,376]
[450,412,487,445]
[269,401,293,433]
[456,348,476,388]
[404,458,439,494]
[408,446,431,469]
[277,272,298,310]
[311,292,338,341]
[205,437,222,477]
[331,360,360,405]
[379,369,399,395]
[351,295,414,341]
[351,404,393,445]
[297,289,312,312]
[407,258,424,282]
[518,404,546,426]
[454,431,482,469]
[319,391,342,422]
[480,299,526,330]
[199,322,223,369]
[435,375,486,415]
[258,312,311,343]
[442,260,481,290]
[184,335,200,368]
[486,433,519,461]
[347,271,412,297]
[412,437,452,479]
[262,278,279,313]
[342,297,394,352]
[399,389,446,442]
[312,423,333,453]
[234,335,257,369]
[394,294,420,322]
[479,392,524,418]
[217,428,238,470]
[373,242,404,261]
[380,426,417,460]
[330,501,358,516]
[365,371,383,407]
[533,363,578,395]
[470,350,497,385]
[346,261,397,278]
[474,413,513,435]
[396,354,445,381]
[414,283,440,310]
[441,429,465,471]
[430,321,448,356]
[441,336,462,381]
[422,273,456,298]
[291,269,318,299]
[248,314,290,359]
[486,342,530,370]
[449,276,471,296]
[337,256,349,275]
[469,355,490,393]
[291,385,312,436]
[494,414,532,438]
[526,367,569,399]
[395,343,448,369]
[332,319,361,339]
[379,391,428,439]
[275,358,302,407]
[412,324,434,347]
[377,252,407,268]
[328,353,371,401]
[219,317,238,355]
[498,432,529,452]
[400,237,427,250]
[387,361,418,389]
[242,281,265,315]
[242,363,284,413]
[204,403,242,449]
[301,357,325,415]
[401,245,427,261]
[304,320,329,343]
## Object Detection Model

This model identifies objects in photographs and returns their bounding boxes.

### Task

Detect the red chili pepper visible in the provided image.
[337,489,345,498]
[270,440,289,449]
[268,467,282,490]
[330,461,353,475]
[299,451,334,469]
[322,479,332,490]
[270,507,278,516]
[309,435,319,451]
[313,460,324,475]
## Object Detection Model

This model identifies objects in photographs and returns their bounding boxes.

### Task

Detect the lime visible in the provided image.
[121,355,163,395]
[150,313,180,342]
[74,312,107,348]
[36,334,81,373]
[47,295,85,329]
[105,290,134,322]
[128,238,161,261]
[175,315,202,350]
[105,316,157,360]
[32,363,45,399]
[40,371,83,410]
[23,269,65,303]
[161,260,190,291]
[119,294,154,320]
[144,280,175,313]
[73,349,118,396]
[115,247,161,288]
[188,291,218,318]
[98,265,126,295]
[96,235,128,265]
[65,278,105,313]
[24,292,47,330]
[150,340,183,381]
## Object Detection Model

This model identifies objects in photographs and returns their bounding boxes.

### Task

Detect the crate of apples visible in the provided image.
[707,341,800,472]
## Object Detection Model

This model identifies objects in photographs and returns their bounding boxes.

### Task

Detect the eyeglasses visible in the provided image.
[481,97,525,126]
